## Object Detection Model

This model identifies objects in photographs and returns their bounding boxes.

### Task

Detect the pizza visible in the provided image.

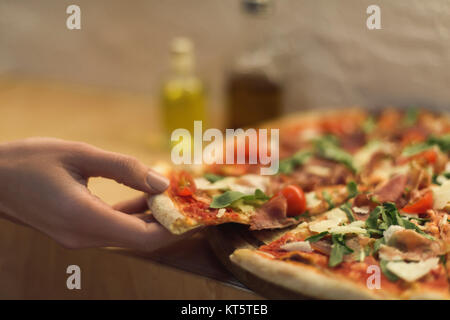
[148,107,450,299]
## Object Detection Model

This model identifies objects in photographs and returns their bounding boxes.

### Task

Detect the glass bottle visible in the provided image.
[226,0,283,129]
[161,38,207,144]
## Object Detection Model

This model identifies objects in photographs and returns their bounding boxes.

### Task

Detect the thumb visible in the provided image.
[71,145,170,194]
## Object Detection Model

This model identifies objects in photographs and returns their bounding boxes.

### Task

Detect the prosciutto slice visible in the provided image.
[250,195,298,230]
[373,174,407,203]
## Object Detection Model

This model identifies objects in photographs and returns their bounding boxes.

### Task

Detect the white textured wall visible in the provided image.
[0,0,449,113]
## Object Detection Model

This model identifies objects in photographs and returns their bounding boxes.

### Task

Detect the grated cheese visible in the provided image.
[383,225,405,243]
[194,174,269,195]
[280,241,313,253]
[432,180,450,210]
[387,258,439,282]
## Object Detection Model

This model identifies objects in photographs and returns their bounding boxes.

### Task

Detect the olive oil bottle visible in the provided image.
[161,38,207,145]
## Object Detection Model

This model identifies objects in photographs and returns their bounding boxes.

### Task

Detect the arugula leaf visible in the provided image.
[432,172,450,185]
[383,203,435,240]
[322,191,335,209]
[373,237,385,253]
[367,228,383,236]
[402,142,432,157]
[432,173,441,185]
[365,203,436,241]
[204,173,224,183]
[340,203,355,222]
[242,189,270,205]
[383,202,402,227]
[278,150,312,174]
[404,216,430,225]
[403,108,419,127]
[210,189,269,209]
[363,245,372,259]
[402,218,435,240]
[210,191,246,209]
[370,195,381,204]
[346,181,359,200]
[305,231,329,242]
[427,134,450,152]
[365,206,383,230]
[314,136,356,172]
[378,221,388,231]
[402,134,450,157]
[380,260,399,282]
[329,234,353,267]
[292,210,310,220]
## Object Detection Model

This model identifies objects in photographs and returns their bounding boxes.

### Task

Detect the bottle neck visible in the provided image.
[171,53,194,76]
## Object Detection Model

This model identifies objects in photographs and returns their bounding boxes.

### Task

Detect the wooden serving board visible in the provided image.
[206,224,312,299]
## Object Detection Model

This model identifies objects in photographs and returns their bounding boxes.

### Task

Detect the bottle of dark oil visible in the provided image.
[226,0,283,129]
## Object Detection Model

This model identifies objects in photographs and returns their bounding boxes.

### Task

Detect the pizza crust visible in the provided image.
[230,248,385,300]
[147,193,201,235]
[231,249,450,300]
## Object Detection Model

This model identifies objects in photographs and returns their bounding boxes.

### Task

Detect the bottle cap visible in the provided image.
[170,37,194,73]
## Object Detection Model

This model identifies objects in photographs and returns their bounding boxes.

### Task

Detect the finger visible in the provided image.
[138,222,201,252]
[130,213,155,223]
[112,195,149,214]
[75,191,202,251]
[69,145,169,194]
[64,190,178,251]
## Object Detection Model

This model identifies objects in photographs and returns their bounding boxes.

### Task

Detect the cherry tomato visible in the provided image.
[402,191,433,214]
[420,149,437,164]
[378,110,401,131]
[398,149,438,165]
[278,185,307,216]
[175,171,196,197]
[401,129,426,146]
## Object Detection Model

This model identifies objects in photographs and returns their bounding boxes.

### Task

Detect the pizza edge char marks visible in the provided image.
[148,107,450,299]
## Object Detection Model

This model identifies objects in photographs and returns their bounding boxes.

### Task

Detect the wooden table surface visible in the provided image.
[0,77,260,299]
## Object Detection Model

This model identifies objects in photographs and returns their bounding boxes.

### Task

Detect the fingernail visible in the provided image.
[146,171,170,193]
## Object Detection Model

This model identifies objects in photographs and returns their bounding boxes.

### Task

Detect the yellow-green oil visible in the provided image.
[161,75,208,154]
[161,38,208,149]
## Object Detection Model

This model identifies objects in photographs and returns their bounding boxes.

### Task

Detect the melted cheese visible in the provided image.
[329,221,366,235]
[298,128,321,141]
[353,206,369,214]
[378,245,404,261]
[383,225,405,243]
[216,208,226,218]
[309,219,341,233]
[194,174,269,195]
[432,180,450,210]
[353,140,382,170]
[439,214,448,228]
[386,258,439,282]
[326,207,348,222]
[309,208,348,233]
[280,241,313,253]
[305,165,331,177]
[305,192,321,209]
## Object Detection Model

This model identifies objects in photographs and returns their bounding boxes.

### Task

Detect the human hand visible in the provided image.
[0,137,188,251]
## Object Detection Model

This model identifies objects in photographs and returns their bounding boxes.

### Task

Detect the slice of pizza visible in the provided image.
[230,201,450,299]
[148,168,351,234]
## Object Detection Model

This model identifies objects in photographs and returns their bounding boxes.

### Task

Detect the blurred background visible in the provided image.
[2,0,450,118]
[0,0,449,299]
